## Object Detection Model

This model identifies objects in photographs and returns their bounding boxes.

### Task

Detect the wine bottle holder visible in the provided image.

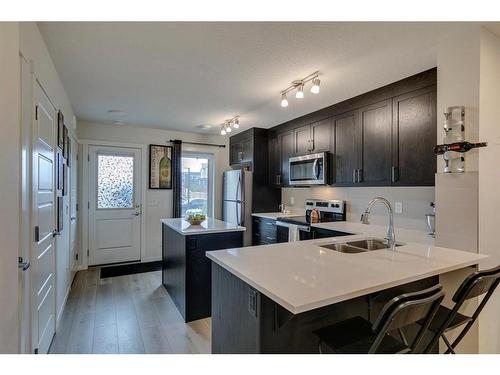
[442,106,465,173]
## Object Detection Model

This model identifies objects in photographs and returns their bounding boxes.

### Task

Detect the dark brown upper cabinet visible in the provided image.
[357,99,393,186]
[267,68,437,188]
[293,118,331,155]
[268,130,294,187]
[331,110,359,185]
[392,86,437,186]
[229,135,252,166]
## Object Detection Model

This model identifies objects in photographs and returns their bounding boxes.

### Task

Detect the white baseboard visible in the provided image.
[55,286,71,331]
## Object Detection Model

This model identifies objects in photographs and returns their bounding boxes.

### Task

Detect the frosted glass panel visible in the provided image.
[97,154,134,209]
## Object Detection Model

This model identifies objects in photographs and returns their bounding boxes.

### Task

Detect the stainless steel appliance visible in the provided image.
[222,169,253,246]
[276,199,346,242]
[288,152,329,186]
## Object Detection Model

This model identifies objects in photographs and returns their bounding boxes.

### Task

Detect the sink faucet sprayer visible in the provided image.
[361,197,396,250]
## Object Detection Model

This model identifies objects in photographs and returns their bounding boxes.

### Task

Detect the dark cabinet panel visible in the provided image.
[332,111,359,185]
[268,132,281,187]
[392,87,437,186]
[252,217,277,245]
[279,131,294,187]
[311,118,332,152]
[241,138,253,163]
[294,125,311,154]
[229,142,242,166]
[357,100,392,186]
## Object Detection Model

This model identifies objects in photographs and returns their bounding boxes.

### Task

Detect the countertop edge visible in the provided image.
[206,251,486,315]
[161,219,246,236]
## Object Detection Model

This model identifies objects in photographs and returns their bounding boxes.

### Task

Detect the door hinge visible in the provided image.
[76,154,79,162]
[87,154,90,162]
[35,105,38,121]
[75,253,79,261]
[34,226,39,242]
[87,202,90,209]
[76,203,79,212]
[87,249,89,257]
[34,348,38,354]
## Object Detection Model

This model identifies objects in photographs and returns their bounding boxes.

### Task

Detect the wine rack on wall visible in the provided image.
[434,106,487,173]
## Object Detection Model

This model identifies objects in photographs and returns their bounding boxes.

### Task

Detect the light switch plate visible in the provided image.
[290,196,295,205]
[395,201,403,214]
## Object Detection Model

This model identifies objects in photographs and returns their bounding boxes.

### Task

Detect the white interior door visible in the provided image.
[88,145,142,266]
[32,81,56,354]
[69,137,78,271]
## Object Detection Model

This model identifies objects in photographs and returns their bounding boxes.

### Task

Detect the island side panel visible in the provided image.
[162,223,187,319]
[185,231,243,322]
[211,262,261,353]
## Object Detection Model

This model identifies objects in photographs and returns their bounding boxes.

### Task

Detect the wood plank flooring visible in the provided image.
[49,268,211,354]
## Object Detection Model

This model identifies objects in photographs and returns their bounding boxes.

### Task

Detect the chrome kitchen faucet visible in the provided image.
[361,197,396,250]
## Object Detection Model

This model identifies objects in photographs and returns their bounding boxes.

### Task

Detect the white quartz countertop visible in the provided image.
[206,231,485,314]
[251,212,301,220]
[161,218,245,235]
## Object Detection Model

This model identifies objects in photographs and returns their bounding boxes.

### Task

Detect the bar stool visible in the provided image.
[313,284,445,354]
[422,265,500,354]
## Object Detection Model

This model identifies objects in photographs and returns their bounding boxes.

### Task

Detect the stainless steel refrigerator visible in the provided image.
[222,169,252,246]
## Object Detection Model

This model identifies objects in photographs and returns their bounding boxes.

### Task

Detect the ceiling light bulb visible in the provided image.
[295,84,304,99]
[221,127,226,135]
[311,78,320,94]
[225,123,232,132]
[281,94,288,107]
[233,118,239,129]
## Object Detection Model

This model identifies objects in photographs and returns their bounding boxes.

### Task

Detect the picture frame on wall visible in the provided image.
[63,125,69,160]
[57,152,64,190]
[57,196,64,232]
[66,135,71,167]
[149,144,172,189]
[62,164,68,196]
[57,111,64,150]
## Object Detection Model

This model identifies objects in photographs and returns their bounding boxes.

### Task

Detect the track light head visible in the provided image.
[295,83,304,99]
[311,78,320,94]
[233,118,239,129]
[281,93,289,107]
[225,123,232,132]
[220,127,226,136]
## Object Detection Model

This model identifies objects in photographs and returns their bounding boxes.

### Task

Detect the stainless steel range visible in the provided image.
[276,199,346,242]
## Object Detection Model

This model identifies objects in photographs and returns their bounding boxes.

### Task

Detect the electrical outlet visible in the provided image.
[290,196,295,205]
[395,201,403,214]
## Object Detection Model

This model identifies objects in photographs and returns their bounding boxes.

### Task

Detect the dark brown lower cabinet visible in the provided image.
[211,263,439,353]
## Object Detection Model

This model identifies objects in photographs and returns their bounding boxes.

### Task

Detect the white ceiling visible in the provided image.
[38,22,485,135]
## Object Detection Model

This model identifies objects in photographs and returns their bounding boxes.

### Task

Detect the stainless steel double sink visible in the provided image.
[320,238,404,254]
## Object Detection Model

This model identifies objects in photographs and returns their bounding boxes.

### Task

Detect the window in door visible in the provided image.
[181,153,214,217]
[97,154,134,209]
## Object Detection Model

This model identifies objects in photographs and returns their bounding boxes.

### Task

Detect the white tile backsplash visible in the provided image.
[282,186,435,232]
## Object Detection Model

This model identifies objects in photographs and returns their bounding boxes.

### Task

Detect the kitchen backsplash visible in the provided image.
[282,186,435,232]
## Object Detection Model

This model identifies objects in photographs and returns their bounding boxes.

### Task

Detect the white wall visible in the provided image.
[282,186,434,231]
[78,121,229,262]
[0,22,21,353]
[478,27,500,354]
[19,22,77,329]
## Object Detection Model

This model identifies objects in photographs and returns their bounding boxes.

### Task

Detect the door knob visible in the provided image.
[18,257,30,271]
[132,212,140,216]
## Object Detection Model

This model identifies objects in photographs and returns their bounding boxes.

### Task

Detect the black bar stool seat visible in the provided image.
[421,305,472,333]
[313,284,445,354]
[314,316,410,354]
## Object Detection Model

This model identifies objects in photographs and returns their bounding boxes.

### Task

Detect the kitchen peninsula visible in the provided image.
[207,228,485,353]
[161,218,245,322]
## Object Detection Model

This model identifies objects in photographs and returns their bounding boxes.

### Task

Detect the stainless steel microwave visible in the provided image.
[288,152,329,186]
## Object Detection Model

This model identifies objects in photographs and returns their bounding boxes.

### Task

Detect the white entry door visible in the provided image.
[32,81,57,354]
[88,146,142,266]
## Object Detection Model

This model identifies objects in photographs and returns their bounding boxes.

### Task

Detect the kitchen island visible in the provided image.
[161,218,245,322]
[206,228,485,353]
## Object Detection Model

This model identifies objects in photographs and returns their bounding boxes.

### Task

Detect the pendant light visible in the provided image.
[281,93,289,107]
[295,83,304,99]
[310,78,320,94]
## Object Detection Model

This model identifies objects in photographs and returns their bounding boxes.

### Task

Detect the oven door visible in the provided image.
[289,152,326,186]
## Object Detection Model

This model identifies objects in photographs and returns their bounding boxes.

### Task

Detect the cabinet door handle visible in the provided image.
[358,169,363,183]
[353,169,357,183]
[391,166,398,183]
[276,175,281,185]
[310,139,314,151]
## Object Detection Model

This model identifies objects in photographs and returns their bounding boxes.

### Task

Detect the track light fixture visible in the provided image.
[219,115,240,136]
[280,71,320,107]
